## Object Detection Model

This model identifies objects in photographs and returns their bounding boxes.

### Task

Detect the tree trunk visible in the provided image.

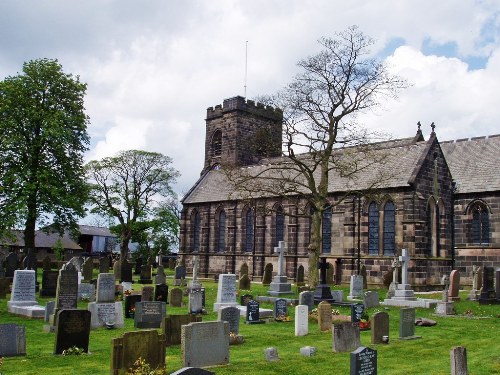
[308,209,322,287]
[24,194,37,259]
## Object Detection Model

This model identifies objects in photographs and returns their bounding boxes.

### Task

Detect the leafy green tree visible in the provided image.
[86,150,180,260]
[0,58,90,255]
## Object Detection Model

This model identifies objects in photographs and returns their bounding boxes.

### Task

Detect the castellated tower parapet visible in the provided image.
[203,96,283,173]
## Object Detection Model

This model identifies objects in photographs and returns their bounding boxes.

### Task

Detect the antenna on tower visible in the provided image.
[244,40,248,98]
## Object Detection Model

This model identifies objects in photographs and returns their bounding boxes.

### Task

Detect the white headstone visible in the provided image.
[294,305,309,336]
[7,270,45,318]
[213,274,238,312]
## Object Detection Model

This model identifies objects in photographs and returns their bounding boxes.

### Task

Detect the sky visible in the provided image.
[1,0,500,203]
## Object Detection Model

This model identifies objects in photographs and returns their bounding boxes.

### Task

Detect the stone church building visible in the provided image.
[179,96,500,289]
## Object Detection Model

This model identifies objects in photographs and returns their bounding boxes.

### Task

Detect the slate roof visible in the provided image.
[1,230,81,249]
[441,134,500,194]
[78,225,114,237]
[183,135,432,204]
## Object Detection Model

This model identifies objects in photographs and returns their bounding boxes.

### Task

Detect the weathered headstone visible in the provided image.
[262,263,273,285]
[168,258,176,270]
[175,265,187,286]
[99,256,110,273]
[274,298,288,320]
[141,286,154,302]
[299,290,315,312]
[155,283,169,303]
[219,306,240,334]
[188,287,203,314]
[296,265,305,286]
[82,257,94,282]
[348,274,364,299]
[331,290,344,303]
[332,322,361,353]
[170,287,183,307]
[96,273,115,303]
[0,323,26,357]
[68,256,84,272]
[371,312,389,344]
[111,330,166,375]
[478,266,496,304]
[56,268,79,310]
[5,252,18,278]
[8,269,44,318]
[40,270,58,297]
[181,321,230,368]
[213,273,237,311]
[450,346,468,375]
[363,291,380,309]
[350,346,377,375]
[264,347,280,361]
[399,307,421,340]
[448,270,461,302]
[246,300,264,324]
[240,293,253,306]
[240,262,249,277]
[294,305,309,336]
[154,265,167,285]
[42,255,52,271]
[134,301,166,329]
[238,274,251,290]
[113,259,121,279]
[318,301,333,332]
[78,283,95,301]
[300,346,317,357]
[54,309,91,354]
[44,300,55,323]
[468,265,482,301]
[162,314,202,346]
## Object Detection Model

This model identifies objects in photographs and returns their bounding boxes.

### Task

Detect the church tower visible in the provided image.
[202,96,283,173]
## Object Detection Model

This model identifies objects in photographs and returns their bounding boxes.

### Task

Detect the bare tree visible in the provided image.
[225,26,408,287]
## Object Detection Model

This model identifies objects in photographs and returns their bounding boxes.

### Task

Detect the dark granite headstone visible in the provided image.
[296,265,305,286]
[40,270,58,297]
[134,257,143,275]
[0,323,26,357]
[134,301,167,329]
[42,255,52,271]
[479,266,496,304]
[350,346,377,375]
[5,252,18,278]
[155,284,169,303]
[299,291,315,312]
[240,294,253,306]
[125,294,142,318]
[274,298,288,320]
[139,264,153,284]
[246,300,264,324]
[162,314,202,346]
[54,310,91,354]
[351,303,365,323]
[120,260,133,283]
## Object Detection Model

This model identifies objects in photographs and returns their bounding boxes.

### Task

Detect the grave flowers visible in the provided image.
[359,311,371,330]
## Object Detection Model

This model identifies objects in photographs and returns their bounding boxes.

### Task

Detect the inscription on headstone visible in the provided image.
[350,346,377,375]
[181,321,230,368]
[54,310,91,354]
[134,301,166,329]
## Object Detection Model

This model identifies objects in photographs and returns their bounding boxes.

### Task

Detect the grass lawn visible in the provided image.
[1,271,499,375]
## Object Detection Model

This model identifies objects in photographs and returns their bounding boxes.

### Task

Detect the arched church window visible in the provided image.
[245,209,254,252]
[275,206,284,247]
[217,210,226,252]
[368,202,379,255]
[322,206,332,254]
[383,201,395,256]
[425,198,439,256]
[212,130,222,157]
[193,211,201,253]
[471,203,489,245]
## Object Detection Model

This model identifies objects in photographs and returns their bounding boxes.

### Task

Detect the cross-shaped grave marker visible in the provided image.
[318,257,329,285]
[274,241,287,277]
[399,249,410,285]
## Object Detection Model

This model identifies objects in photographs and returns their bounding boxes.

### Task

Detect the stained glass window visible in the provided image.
[368,202,379,255]
[472,204,489,244]
[275,207,284,246]
[322,206,332,253]
[245,209,254,252]
[383,201,395,255]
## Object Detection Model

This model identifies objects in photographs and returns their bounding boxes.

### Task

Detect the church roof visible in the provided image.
[440,134,500,194]
[183,135,432,204]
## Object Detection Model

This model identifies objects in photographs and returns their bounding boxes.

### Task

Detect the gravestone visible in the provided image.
[170,287,183,307]
[300,346,317,357]
[332,322,361,353]
[168,258,176,270]
[268,241,293,295]
[314,257,334,303]
[5,252,18,278]
[450,346,468,375]
[296,265,305,286]
[99,256,110,273]
[468,265,482,301]
[371,312,389,344]
[121,281,132,293]
[363,291,380,309]
[134,301,166,329]
[134,257,143,275]
[162,314,202,346]
[294,305,309,336]
[8,269,44,318]
[0,323,26,357]
[262,263,273,285]
[213,273,237,312]
[331,290,344,302]
[68,256,84,272]
[181,321,230,368]
[82,257,94,282]
[392,249,417,301]
[56,268,79,310]
[318,301,333,332]
[155,284,169,303]
[478,266,496,304]
[88,273,124,329]
[42,255,52,271]
[436,274,454,315]
[96,273,115,303]
[351,303,365,323]
[154,265,166,285]
[399,307,421,340]
[54,309,91,354]
[0,277,10,298]
[40,270,58,297]
[113,259,120,279]
[219,306,240,334]
[44,300,55,323]
[139,264,153,284]
[240,262,249,277]
[111,330,166,375]
[448,270,461,302]
[124,294,142,318]
[299,290,315,312]
[78,283,96,301]
[274,298,288,320]
[170,368,215,375]
[350,346,377,375]
[188,287,203,314]
[240,293,253,306]
[175,265,187,286]
[120,260,133,283]
[348,275,364,299]
[264,347,280,361]
[141,286,154,302]
[238,274,251,290]
[188,255,202,291]
[245,300,264,324]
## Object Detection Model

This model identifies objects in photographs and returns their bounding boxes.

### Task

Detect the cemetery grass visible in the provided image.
[1,278,499,375]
